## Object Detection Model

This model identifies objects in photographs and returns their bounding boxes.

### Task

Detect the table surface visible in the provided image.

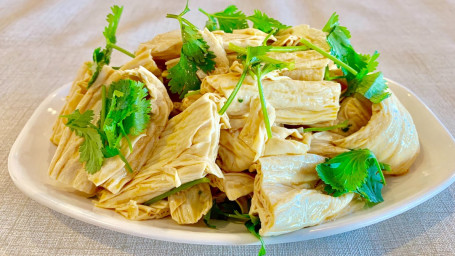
[2,0,455,255]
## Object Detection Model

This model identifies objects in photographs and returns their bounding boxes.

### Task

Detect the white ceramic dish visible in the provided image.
[8,79,455,245]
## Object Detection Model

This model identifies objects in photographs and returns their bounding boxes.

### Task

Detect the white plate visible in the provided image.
[8,79,455,245]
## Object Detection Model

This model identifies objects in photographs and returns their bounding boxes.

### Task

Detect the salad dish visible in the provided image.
[10,3,451,255]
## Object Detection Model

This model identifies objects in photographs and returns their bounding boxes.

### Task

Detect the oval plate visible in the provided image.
[8,79,455,245]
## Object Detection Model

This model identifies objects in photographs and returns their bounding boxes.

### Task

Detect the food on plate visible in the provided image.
[48,3,420,255]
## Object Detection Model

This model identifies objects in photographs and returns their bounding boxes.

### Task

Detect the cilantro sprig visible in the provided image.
[166,1,217,98]
[204,199,266,256]
[88,5,135,88]
[63,79,151,174]
[300,13,390,103]
[199,5,289,34]
[316,149,390,203]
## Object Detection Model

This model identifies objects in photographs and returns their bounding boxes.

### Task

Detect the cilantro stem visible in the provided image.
[119,124,133,151]
[199,8,217,19]
[256,71,272,139]
[228,43,303,65]
[226,211,251,221]
[166,14,179,19]
[262,28,277,45]
[218,68,248,115]
[299,38,358,76]
[143,177,211,206]
[166,13,199,33]
[376,161,387,185]
[228,43,283,65]
[108,43,135,58]
[87,65,102,89]
[198,10,244,20]
[267,46,309,52]
[183,90,200,98]
[227,214,250,220]
[118,150,133,173]
[324,66,346,81]
[302,120,350,133]
[198,8,211,17]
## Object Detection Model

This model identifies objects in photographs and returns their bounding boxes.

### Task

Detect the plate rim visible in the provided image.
[8,78,455,245]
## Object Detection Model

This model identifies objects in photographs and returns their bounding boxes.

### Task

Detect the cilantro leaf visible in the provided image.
[347,72,391,103]
[103,5,123,45]
[103,146,120,158]
[356,158,386,203]
[79,126,104,174]
[166,2,216,98]
[181,24,216,72]
[103,79,151,148]
[62,110,104,174]
[247,10,290,34]
[322,12,342,33]
[200,5,289,34]
[63,108,95,128]
[199,5,248,33]
[123,85,151,136]
[167,53,200,97]
[361,51,380,74]
[317,149,370,192]
[316,149,387,203]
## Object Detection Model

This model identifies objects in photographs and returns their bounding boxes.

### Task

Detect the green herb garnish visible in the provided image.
[203,199,266,256]
[248,9,289,34]
[103,80,151,148]
[63,79,151,174]
[200,5,289,34]
[199,5,248,33]
[88,5,135,88]
[245,215,266,256]
[166,1,217,98]
[316,149,389,203]
[62,110,104,174]
[300,13,390,103]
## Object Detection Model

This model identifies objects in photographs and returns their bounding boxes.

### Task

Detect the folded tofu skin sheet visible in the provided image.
[47,3,420,242]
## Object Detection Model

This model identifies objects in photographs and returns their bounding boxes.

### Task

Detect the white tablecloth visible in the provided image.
[2,0,455,255]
